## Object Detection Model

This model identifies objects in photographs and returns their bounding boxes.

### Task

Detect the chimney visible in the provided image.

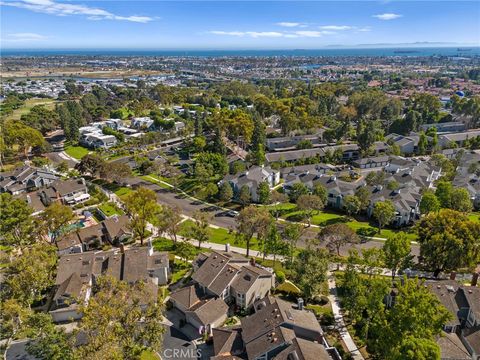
[297,298,304,311]
[26,194,31,203]
[471,272,479,287]
[119,244,125,254]
[250,258,256,266]
[450,272,456,280]
[225,243,230,253]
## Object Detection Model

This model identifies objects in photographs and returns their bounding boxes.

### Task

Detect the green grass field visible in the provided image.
[179,220,261,250]
[4,98,57,121]
[270,203,417,241]
[98,202,124,217]
[64,145,90,160]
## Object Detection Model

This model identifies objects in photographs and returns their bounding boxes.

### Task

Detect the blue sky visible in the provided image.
[1,1,479,49]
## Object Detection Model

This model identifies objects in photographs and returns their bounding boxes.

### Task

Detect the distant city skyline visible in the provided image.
[1,0,479,49]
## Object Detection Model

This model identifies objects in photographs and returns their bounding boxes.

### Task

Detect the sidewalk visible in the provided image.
[327,273,365,360]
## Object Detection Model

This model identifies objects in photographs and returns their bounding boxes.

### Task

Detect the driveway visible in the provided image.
[161,326,198,360]
[165,308,201,341]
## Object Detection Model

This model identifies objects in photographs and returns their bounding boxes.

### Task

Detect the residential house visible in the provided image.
[0,166,58,195]
[39,178,90,206]
[222,166,280,203]
[386,133,420,155]
[265,142,388,164]
[80,133,117,149]
[15,178,90,213]
[50,244,169,322]
[170,250,276,333]
[56,215,132,255]
[282,172,363,210]
[439,129,480,148]
[174,121,185,132]
[420,122,466,133]
[427,280,480,360]
[366,161,442,226]
[210,296,336,360]
[452,151,480,209]
[131,117,155,131]
[266,131,325,151]
[191,250,275,308]
[353,155,390,169]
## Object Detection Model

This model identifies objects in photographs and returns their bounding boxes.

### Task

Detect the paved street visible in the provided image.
[122,176,421,257]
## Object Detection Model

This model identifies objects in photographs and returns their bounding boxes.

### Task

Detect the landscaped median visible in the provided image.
[265,202,417,241]
[140,174,173,190]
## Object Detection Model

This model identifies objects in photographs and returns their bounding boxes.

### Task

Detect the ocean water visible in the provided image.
[1,47,479,57]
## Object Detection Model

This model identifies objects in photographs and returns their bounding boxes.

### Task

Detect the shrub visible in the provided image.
[276,270,286,284]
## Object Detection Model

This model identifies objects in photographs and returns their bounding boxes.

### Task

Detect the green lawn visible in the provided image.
[468,212,480,223]
[64,145,90,160]
[4,98,57,121]
[98,202,124,217]
[179,220,261,250]
[140,174,172,189]
[171,264,192,284]
[140,350,160,360]
[276,203,417,241]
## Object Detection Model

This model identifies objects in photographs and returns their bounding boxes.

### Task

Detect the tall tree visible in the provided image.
[3,243,57,306]
[372,200,396,232]
[218,181,234,203]
[343,195,361,217]
[419,190,440,215]
[39,203,75,244]
[269,191,289,220]
[236,205,272,257]
[0,193,36,247]
[288,183,309,203]
[156,205,182,243]
[124,187,160,245]
[257,181,271,204]
[435,181,453,208]
[318,223,358,257]
[296,194,324,227]
[75,276,164,359]
[382,232,413,281]
[282,223,304,263]
[450,188,473,213]
[263,225,288,266]
[416,209,480,274]
[75,153,105,177]
[293,248,329,301]
[355,186,371,212]
[189,210,211,248]
[370,278,450,359]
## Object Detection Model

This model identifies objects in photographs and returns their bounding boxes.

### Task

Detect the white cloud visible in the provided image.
[209,31,283,38]
[0,0,153,23]
[319,25,352,31]
[2,32,48,41]
[357,27,372,32]
[209,29,340,39]
[373,13,402,20]
[276,22,303,28]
